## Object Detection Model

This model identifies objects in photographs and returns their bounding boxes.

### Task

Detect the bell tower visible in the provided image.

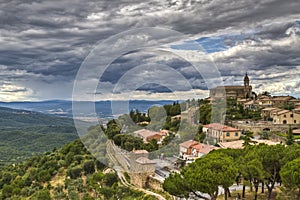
[244,73,249,87]
[244,73,251,98]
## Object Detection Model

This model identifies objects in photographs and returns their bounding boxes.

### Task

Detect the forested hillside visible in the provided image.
[0,134,157,199]
[0,107,74,128]
[0,107,79,167]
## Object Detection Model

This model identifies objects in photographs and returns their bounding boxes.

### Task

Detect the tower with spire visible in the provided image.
[244,73,252,98]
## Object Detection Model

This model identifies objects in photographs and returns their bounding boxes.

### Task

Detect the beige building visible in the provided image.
[257,96,294,108]
[272,109,300,124]
[203,123,242,142]
[209,73,252,99]
[257,97,273,107]
[261,107,282,121]
[272,96,294,107]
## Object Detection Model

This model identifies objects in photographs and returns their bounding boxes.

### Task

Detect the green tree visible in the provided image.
[280,157,300,198]
[83,160,95,175]
[163,173,189,198]
[34,189,51,200]
[286,126,294,145]
[142,139,158,152]
[2,184,13,199]
[163,152,238,200]
[103,173,118,187]
[199,104,211,124]
[258,144,286,199]
[259,130,271,140]
[238,146,265,200]
[194,125,206,143]
[105,120,121,139]
[37,170,51,182]
[68,167,82,179]
[241,130,254,146]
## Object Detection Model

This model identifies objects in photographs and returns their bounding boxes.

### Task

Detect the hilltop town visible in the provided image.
[1,74,299,200]
[100,74,300,200]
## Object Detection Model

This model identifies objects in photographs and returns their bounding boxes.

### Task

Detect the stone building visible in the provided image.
[272,109,300,124]
[209,73,252,99]
[203,123,242,143]
[129,150,156,188]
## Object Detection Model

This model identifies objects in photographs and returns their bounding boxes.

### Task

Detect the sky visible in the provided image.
[0,0,300,101]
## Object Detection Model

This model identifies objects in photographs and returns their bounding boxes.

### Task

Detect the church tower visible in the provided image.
[244,73,251,98]
[244,73,249,87]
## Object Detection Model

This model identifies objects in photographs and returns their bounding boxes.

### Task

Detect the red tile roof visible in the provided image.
[203,123,240,132]
[179,140,199,148]
[191,143,213,154]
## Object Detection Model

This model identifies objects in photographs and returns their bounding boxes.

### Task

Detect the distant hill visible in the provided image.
[0,107,80,167]
[0,106,74,128]
[0,100,176,118]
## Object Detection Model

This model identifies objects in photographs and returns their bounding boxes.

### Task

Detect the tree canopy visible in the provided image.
[163,152,238,200]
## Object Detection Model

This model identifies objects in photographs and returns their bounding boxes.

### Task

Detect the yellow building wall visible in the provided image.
[273,111,300,124]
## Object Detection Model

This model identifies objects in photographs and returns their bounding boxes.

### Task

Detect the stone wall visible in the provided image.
[129,172,153,188]
[231,121,300,134]
[147,175,163,191]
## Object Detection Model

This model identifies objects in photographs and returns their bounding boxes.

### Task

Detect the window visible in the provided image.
[226,132,230,137]
[235,132,239,137]
[294,120,297,124]
[290,114,293,118]
[283,120,287,124]
[283,115,286,118]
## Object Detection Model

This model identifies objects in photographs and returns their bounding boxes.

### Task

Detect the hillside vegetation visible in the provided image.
[0,107,79,167]
[0,133,157,199]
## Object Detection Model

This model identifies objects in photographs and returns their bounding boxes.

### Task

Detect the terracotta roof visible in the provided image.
[157,130,169,136]
[134,129,159,139]
[179,140,199,148]
[293,129,300,135]
[135,157,156,164]
[244,100,254,105]
[192,143,214,154]
[203,123,240,132]
[262,107,277,111]
[237,99,248,102]
[270,108,283,113]
[272,96,293,101]
[289,99,300,102]
[276,110,290,115]
[133,150,149,154]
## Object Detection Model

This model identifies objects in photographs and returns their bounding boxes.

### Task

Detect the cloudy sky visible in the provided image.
[0,0,300,101]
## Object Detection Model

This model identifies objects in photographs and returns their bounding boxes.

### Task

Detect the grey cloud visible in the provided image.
[2,88,28,93]
[0,0,300,100]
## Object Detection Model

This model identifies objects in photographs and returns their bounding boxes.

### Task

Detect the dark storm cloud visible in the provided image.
[0,0,299,100]
[99,49,207,90]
